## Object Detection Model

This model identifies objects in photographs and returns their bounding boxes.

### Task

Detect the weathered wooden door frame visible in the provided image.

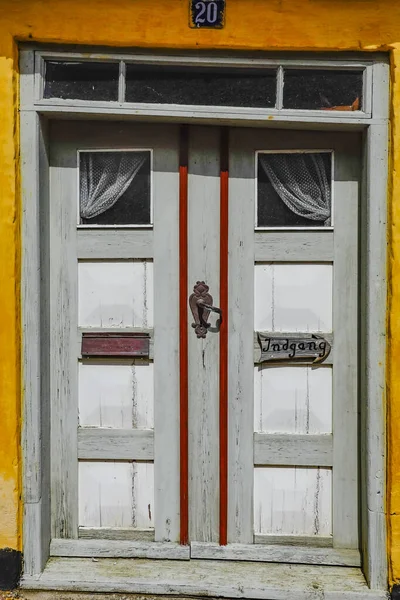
[20,47,388,591]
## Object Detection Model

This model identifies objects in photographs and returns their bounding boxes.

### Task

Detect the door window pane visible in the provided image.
[126,64,277,108]
[257,152,332,227]
[79,151,151,225]
[283,69,363,111]
[44,61,119,101]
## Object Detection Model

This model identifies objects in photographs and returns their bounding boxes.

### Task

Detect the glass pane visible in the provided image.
[79,151,151,225]
[283,69,363,111]
[125,64,276,108]
[44,61,119,101]
[257,152,332,227]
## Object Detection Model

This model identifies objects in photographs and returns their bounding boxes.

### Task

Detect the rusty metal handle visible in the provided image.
[197,300,222,316]
[189,281,222,339]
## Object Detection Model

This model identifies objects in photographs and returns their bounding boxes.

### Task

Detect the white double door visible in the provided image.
[50,121,360,565]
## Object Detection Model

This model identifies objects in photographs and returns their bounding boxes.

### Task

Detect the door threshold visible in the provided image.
[48,538,360,567]
[190,541,361,567]
[21,557,387,599]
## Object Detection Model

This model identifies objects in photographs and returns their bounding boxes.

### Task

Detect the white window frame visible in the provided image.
[20,46,389,595]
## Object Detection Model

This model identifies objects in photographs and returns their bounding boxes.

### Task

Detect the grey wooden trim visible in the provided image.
[254,332,333,365]
[152,125,181,543]
[50,539,190,559]
[34,48,380,68]
[77,229,153,259]
[332,139,360,550]
[254,230,333,262]
[254,433,333,467]
[78,428,154,460]
[360,123,388,590]
[23,501,47,577]
[372,62,390,120]
[276,66,284,110]
[79,527,154,541]
[28,103,378,126]
[118,60,126,103]
[362,64,373,117]
[21,50,41,505]
[190,542,361,567]
[188,127,220,542]
[254,534,333,547]
[228,128,255,543]
[34,50,45,102]
[21,48,52,575]
[50,139,79,540]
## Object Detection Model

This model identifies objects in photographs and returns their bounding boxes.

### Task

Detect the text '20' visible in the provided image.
[189,0,225,28]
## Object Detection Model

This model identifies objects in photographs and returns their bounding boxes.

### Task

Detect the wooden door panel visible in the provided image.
[78,260,154,328]
[228,128,360,555]
[78,361,154,429]
[254,263,333,332]
[254,466,332,537]
[50,122,181,548]
[254,365,332,435]
[78,461,154,530]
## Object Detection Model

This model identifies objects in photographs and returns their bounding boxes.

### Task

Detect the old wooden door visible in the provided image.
[50,121,361,566]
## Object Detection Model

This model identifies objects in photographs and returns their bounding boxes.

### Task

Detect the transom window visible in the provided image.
[39,55,368,114]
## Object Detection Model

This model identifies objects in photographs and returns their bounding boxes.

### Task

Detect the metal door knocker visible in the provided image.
[189,281,222,339]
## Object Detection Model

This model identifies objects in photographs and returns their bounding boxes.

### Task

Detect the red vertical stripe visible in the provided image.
[219,128,229,546]
[179,125,189,545]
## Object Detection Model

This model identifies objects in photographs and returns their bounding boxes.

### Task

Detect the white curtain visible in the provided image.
[259,153,331,225]
[80,152,146,220]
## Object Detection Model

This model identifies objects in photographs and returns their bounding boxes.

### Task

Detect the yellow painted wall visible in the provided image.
[0,0,400,586]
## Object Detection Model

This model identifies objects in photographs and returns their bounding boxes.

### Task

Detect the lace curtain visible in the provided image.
[80,152,146,220]
[259,153,331,225]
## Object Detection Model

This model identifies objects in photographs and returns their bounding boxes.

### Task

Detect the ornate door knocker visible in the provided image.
[189,281,222,339]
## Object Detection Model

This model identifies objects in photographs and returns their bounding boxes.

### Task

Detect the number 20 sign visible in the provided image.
[189,0,226,29]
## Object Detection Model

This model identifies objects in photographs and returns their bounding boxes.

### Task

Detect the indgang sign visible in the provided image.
[258,333,331,364]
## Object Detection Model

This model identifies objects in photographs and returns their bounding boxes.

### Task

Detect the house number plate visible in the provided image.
[258,333,331,364]
[189,0,225,28]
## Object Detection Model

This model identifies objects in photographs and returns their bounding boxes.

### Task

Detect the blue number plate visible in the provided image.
[189,0,225,29]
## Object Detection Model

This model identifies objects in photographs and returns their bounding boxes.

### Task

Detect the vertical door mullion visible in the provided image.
[178,125,189,545]
[50,138,79,539]
[153,126,181,542]
[188,126,220,542]
[227,129,255,544]
[332,140,360,548]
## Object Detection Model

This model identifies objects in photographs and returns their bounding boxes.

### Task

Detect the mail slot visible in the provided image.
[81,332,150,358]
